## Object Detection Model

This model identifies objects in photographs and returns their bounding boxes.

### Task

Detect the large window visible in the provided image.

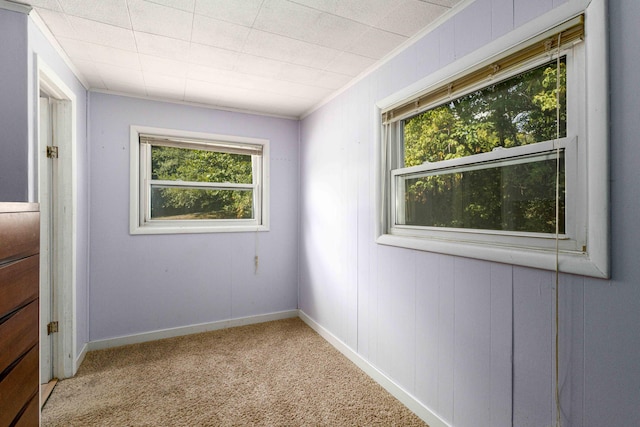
[376,8,608,278]
[130,126,269,234]
[396,58,567,234]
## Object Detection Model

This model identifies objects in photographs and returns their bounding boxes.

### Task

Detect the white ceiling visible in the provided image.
[22,0,465,118]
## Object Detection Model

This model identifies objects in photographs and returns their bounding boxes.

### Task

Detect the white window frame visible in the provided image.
[130,125,270,235]
[375,0,608,278]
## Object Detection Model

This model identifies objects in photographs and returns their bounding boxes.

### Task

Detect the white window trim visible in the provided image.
[130,125,270,235]
[374,0,608,278]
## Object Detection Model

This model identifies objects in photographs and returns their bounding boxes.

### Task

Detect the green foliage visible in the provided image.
[150,146,254,220]
[401,59,566,233]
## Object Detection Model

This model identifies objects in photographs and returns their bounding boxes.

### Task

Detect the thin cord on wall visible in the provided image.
[254,228,259,274]
[554,33,562,427]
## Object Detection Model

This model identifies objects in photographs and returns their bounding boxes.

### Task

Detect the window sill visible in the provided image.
[130,223,270,235]
[376,233,607,278]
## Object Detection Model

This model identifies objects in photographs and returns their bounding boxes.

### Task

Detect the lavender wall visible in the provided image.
[88,93,299,341]
[299,1,639,426]
[584,0,640,423]
[0,9,28,202]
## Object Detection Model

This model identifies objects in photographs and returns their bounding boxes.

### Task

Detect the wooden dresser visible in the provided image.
[0,203,40,427]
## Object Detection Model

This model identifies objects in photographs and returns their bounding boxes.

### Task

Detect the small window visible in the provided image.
[130,126,269,234]
[376,11,609,278]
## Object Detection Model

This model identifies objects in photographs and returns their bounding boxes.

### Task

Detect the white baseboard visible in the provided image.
[87,310,299,352]
[298,310,451,427]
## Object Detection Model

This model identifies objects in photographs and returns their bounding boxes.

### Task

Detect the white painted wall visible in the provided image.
[299,0,640,426]
[87,92,299,341]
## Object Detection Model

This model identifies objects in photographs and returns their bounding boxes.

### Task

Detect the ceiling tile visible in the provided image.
[314,71,353,90]
[247,93,316,117]
[324,51,377,76]
[253,0,322,37]
[71,58,101,74]
[187,64,229,85]
[234,55,284,79]
[376,1,448,36]
[291,0,404,27]
[128,0,193,41]
[242,29,340,70]
[134,32,191,63]
[424,0,461,7]
[285,0,339,13]
[104,81,148,97]
[185,79,311,117]
[26,0,64,12]
[67,16,137,51]
[98,65,146,94]
[213,67,334,99]
[275,63,352,90]
[143,72,186,88]
[35,9,77,39]
[253,0,369,51]
[191,14,251,51]
[88,44,141,69]
[57,0,130,29]
[189,65,281,92]
[184,79,252,107]
[98,64,145,81]
[346,27,407,59]
[276,62,323,85]
[194,0,263,27]
[334,0,404,25]
[56,37,93,61]
[71,59,106,88]
[145,0,195,13]
[139,54,190,77]
[189,66,265,90]
[188,43,239,70]
[265,80,334,100]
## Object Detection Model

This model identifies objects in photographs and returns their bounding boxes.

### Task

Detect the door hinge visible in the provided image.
[47,321,59,335]
[46,145,59,158]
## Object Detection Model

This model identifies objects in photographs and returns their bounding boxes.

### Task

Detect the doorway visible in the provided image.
[37,59,78,393]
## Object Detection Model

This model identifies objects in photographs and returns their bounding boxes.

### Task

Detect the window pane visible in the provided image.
[397,153,565,233]
[150,186,253,220]
[403,58,566,167]
[151,146,253,184]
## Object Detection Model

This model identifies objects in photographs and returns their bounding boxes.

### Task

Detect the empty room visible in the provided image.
[1,0,639,425]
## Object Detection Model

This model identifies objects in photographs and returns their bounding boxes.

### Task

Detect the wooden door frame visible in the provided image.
[37,58,77,379]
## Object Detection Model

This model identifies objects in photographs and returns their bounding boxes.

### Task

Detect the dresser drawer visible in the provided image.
[12,391,39,427]
[0,210,39,264]
[0,255,39,319]
[0,300,39,376]
[0,345,39,426]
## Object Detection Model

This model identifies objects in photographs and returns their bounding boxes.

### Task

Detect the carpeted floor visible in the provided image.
[41,317,427,426]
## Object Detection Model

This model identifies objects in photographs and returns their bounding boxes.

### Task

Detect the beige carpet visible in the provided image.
[42,318,427,426]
